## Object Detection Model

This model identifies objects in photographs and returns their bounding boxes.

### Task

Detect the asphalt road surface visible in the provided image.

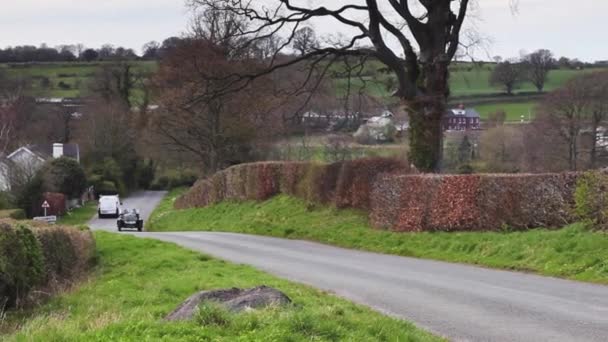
[89,192,608,342]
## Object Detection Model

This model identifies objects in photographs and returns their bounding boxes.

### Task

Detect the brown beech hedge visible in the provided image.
[370,173,579,232]
[176,160,581,232]
[175,158,409,211]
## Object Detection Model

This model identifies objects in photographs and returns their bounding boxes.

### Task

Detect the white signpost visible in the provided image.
[42,200,50,217]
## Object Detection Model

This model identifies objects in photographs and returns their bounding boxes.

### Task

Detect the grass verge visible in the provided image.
[1,231,439,341]
[57,201,97,226]
[149,190,608,284]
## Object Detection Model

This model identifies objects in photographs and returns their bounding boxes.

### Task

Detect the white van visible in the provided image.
[98,195,122,218]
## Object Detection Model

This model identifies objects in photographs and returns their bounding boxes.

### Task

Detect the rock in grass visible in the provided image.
[165,286,291,321]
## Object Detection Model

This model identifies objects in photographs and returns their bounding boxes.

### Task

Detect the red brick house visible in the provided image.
[444,105,481,131]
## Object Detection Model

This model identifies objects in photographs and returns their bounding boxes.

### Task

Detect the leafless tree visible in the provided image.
[584,71,608,168]
[0,72,32,155]
[539,78,589,171]
[490,60,524,95]
[523,49,554,92]
[151,38,285,173]
[293,27,319,56]
[185,0,491,172]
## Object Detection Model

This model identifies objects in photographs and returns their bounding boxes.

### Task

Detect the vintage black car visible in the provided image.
[117,209,144,232]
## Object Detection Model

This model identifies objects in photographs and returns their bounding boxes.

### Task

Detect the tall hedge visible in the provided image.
[0,220,95,309]
[370,173,579,232]
[575,171,608,229]
[176,161,582,232]
[175,158,410,210]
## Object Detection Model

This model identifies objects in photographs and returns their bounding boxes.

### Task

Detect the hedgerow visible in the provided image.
[371,173,578,232]
[0,220,95,309]
[175,158,410,210]
[575,171,608,229]
[176,161,582,232]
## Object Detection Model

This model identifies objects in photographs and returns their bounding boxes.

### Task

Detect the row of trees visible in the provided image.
[490,49,555,94]
[0,44,141,63]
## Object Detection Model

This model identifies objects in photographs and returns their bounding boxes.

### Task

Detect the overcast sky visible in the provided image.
[0,0,605,62]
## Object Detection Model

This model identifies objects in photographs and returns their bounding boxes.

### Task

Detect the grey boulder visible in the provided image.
[165,286,291,321]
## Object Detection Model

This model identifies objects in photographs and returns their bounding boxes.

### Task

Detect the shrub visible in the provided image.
[15,175,45,218]
[34,226,96,281]
[150,170,199,190]
[575,171,608,229]
[0,191,14,210]
[40,157,87,198]
[0,222,45,308]
[0,220,95,309]
[0,209,26,220]
[138,160,156,189]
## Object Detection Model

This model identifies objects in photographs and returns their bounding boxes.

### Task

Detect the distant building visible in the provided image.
[0,143,80,191]
[444,105,481,131]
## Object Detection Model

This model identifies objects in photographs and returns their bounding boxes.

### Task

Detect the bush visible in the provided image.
[0,220,95,309]
[0,191,14,210]
[0,209,26,220]
[0,221,45,308]
[40,157,87,198]
[138,160,156,190]
[15,175,45,218]
[90,158,126,196]
[150,170,199,190]
[34,226,96,281]
[575,171,608,229]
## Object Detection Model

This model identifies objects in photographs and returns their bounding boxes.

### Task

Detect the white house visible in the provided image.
[0,143,80,191]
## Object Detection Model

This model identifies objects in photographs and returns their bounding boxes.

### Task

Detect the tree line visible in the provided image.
[0,38,186,63]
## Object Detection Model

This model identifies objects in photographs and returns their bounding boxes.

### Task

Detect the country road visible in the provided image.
[89,192,608,342]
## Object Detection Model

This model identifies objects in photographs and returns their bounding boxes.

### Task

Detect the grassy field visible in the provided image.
[148,190,608,284]
[475,101,539,122]
[1,231,439,341]
[4,61,604,101]
[56,201,97,226]
[1,61,156,98]
[333,63,607,100]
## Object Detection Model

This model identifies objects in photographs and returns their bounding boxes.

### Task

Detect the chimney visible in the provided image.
[53,143,64,159]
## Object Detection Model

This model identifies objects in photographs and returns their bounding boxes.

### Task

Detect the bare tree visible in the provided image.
[479,125,524,172]
[185,0,489,172]
[0,71,32,154]
[490,60,524,95]
[523,49,554,92]
[151,38,285,173]
[293,27,319,56]
[539,78,589,171]
[584,71,608,168]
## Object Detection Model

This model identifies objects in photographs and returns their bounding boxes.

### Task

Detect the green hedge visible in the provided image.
[0,220,96,308]
[0,209,27,220]
[575,171,608,229]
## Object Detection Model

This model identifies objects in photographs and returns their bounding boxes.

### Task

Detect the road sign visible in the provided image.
[41,201,50,216]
